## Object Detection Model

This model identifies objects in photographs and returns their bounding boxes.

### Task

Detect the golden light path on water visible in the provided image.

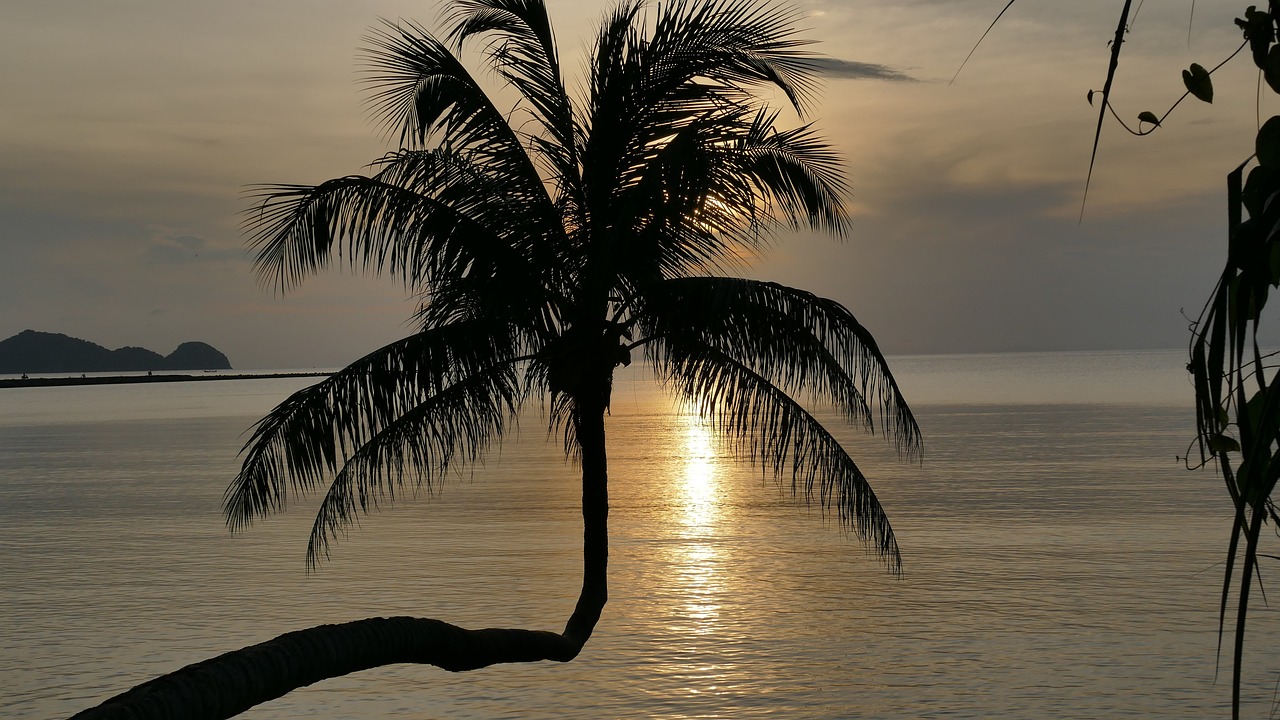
[679,417,719,528]
[673,413,722,639]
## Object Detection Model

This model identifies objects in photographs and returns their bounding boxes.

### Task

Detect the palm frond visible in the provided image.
[367,148,571,295]
[652,334,902,572]
[364,20,523,154]
[738,112,849,237]
[613,106,850,280]
[306,360,523,566]
[642,0,819,115]
[225,321,522,530]
[578,0,646,209]
[445,0,580,198]
[581,0,823,219]
[641,276,920,457]
[243,151,560,307]
[612,107,763,278]
[361,21,560,217]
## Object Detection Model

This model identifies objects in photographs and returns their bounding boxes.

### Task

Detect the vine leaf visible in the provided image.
[1138,110,1161,126]
[1242,165,1279,218]
[1266,46,1280,94]
[1210,434,1242,454]
[1182,62,1214,103]
[1257,116,1280,167]
[1242,7,1276,69]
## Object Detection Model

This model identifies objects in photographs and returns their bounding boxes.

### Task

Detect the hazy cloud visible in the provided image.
[808,57,916,82]
[144,230,245,266]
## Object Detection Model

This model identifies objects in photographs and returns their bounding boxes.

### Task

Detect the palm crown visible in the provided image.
[232,0,918,571]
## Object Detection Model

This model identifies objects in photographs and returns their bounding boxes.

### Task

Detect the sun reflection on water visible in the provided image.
[671,413,724,637]
[680,418,719,529]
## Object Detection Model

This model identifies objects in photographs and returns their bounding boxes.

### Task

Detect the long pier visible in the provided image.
[0,372,329,389]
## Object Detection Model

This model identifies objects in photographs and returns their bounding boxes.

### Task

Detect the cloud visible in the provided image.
[144,229,245,266]
[808,57,916,82]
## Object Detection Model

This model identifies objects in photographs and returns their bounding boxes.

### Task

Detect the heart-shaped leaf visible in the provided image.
[1182,63,1214,103]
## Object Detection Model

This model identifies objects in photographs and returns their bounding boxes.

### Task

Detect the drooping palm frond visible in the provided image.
[244,150,565,316]
[306,359,524,566]
[651,333,902,571]
[226,321,523,531]
[738,112,849,236]
[640,277,920,457]
[243,175,486,293]
[364,148,571,299]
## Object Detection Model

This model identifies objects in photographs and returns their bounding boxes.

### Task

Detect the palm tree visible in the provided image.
[71,0,919,717]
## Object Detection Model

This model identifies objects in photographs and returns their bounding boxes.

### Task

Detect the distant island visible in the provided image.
[0,329,232,374]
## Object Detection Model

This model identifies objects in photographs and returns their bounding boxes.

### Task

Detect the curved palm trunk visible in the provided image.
[70,619,580,720]
[565,393,610,641]
[70,403,611,720]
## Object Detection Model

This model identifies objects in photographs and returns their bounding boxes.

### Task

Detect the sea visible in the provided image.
[1,350,1275,719]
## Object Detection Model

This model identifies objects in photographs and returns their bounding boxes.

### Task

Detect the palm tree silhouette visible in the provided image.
[72,0,919,717]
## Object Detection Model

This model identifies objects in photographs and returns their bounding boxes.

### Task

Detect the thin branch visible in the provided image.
[1081,0,1135,222]
[949,0,1018,87]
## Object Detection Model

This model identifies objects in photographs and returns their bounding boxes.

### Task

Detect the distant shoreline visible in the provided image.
[0,371,330,389]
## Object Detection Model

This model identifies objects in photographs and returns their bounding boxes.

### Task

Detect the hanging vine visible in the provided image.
[962,3,1280,717]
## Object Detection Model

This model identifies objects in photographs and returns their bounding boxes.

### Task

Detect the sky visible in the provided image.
[0,0,1269,369]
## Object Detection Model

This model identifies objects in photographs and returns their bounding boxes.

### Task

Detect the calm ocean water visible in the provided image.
[1,350,1274,718]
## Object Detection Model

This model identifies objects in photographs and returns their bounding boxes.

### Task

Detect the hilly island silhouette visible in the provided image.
[0,330,231,374]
